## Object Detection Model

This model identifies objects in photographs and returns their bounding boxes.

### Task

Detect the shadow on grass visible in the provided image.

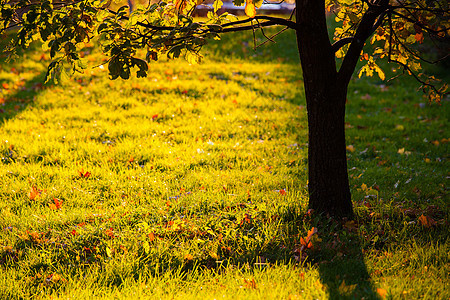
[299,215,380,300]
[0,72,47,125]
[316,239,380,300]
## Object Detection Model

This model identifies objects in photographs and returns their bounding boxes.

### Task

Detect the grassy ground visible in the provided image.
[0,26,448,299]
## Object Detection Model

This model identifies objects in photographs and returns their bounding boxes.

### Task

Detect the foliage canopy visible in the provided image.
[0,0,448,100]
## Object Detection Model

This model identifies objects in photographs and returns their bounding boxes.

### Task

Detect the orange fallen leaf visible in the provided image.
[28,186,41,200]
[377,288,387,298]
[346,145,355,152]
[418,214,436,228]
[300,237,312,249]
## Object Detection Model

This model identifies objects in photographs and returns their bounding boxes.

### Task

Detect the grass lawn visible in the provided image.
[0,26,448,299]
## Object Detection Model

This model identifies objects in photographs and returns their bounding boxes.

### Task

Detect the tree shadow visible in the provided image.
[314,220,380,300]
[0,72,48,126]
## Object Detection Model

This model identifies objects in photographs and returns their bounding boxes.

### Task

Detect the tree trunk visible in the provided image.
[296,0,354,218]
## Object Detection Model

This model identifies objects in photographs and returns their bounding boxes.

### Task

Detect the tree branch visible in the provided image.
[332,7,389,52]
[337,0,390,85]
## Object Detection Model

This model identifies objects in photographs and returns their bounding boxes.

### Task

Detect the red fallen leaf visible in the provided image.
[148,232,155,242]
[279,189,287,195]
[78,169,91,178]
[28,186,41,200]
[51,197,63,209]
[418,214,436,228]
[2,83,9,89]
[70,229,78,236]
[152,114,158,120]
[105,228,114,238]
[244,213,252,223]
[181,90,188,94]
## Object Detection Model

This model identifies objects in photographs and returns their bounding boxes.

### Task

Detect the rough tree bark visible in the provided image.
[296,0,353,218]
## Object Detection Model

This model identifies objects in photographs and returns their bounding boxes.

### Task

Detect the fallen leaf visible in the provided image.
[418,214,436,228]
[346,145,355,152]
[79,169,91,178]
[377,288,387,298]
[395,124,404,131]
[28,186,41,200]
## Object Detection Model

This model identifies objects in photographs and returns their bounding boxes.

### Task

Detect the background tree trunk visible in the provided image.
[296,0,354,218]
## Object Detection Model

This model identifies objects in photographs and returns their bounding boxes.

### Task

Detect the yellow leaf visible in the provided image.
[395,124,404,131]
[245,0,256,18]
[346,145,355,152]
[397,148,405,154]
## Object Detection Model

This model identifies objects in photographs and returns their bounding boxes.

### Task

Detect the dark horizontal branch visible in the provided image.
[129,15,297,32]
